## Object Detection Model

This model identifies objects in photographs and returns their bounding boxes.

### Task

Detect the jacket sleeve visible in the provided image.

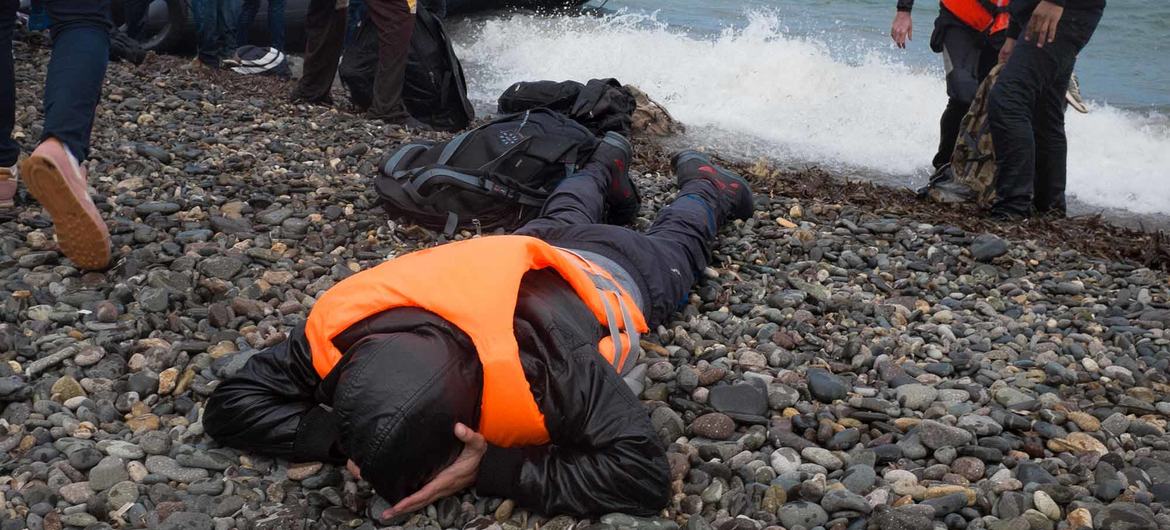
[897,0,914,12]
[1008,0,1041,39]
[474,344,670,516]
[203,328,344,463]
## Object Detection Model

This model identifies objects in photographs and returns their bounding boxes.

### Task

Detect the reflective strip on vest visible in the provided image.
[942,0,1011,34]
[303,235,649,448]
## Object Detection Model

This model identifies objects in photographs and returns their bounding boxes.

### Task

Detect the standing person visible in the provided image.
[293,0,425,127]
[890,0,1009,170]
[0,0,113,271]
[988,0,1105,218]
[237,0,286,52]
[203,137,754,518]
[191,0,241,68]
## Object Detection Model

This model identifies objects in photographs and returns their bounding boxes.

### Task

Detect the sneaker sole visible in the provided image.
[21,155,111,270]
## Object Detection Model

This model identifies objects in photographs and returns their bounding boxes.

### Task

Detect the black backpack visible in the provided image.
[498,78,636,136]
[340,5,474,131]
[374,109,598,235]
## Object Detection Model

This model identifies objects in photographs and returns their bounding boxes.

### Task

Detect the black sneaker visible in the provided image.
[590,132,640,225]
[671,150,754,221]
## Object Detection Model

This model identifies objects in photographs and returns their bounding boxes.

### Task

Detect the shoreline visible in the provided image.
[2,47,1170,530]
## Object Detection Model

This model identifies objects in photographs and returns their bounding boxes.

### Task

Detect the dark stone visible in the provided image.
[807,368,849,403]
[159,512,213,530]
[922,493,968,516]
[828,428,861,450]
[872,444,903,464]
[68,447,104,471]
[971,234,1009,262]
[1015,462,1056,484]
[709,384,768,417]
[1096,503,1157,530]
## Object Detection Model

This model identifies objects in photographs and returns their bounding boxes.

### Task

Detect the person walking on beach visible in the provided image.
[203,137,754,517]
[890,0,1009,170]
[987,0,1105,219]
[0,0,114,271]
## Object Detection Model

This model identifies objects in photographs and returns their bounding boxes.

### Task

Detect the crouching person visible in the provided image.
[202,134,755,518]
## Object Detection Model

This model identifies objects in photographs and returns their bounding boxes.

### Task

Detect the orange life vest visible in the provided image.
[942,0,1011,34]
[304,235,648,447]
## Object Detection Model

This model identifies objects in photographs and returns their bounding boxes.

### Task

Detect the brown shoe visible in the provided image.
[21,138,111,270]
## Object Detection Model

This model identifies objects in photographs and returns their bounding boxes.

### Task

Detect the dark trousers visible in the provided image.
[123,0,149,39]
[989,7,1102,216]
[364,0,413,120]
[293,0,347,102]
[515,162,721,326]
[237,0,286,51]
[0,0,111,166]
[192,0,241,64]
[933,20,1000,169]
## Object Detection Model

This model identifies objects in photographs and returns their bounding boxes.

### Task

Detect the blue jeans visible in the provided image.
[192,0,241,64]
[0,0,111,166]
[237,0,286,51]
[344,0,365,48]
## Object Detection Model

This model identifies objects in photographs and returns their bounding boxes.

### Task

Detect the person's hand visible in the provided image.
[1025,1,1064,47]
[347,459,363,480]
[382,423,487,519]
[999,37,1016,64]
[891,11,913,49]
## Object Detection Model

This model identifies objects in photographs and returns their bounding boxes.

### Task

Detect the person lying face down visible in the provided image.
[203,133,755,518]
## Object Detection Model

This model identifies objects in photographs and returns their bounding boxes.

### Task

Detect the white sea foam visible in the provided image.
[456,11,1170,214]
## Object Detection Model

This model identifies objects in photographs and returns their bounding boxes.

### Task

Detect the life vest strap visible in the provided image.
[557,247,644,375]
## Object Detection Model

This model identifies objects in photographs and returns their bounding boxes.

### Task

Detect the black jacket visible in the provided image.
[897,0,1107,14]
[203,269,671,516]
[1007,0,1106,39]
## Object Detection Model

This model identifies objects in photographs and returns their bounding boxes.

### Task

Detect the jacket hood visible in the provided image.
[332,329,482,504]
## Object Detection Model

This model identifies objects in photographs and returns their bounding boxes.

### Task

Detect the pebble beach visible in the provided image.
[3,39,1170,530]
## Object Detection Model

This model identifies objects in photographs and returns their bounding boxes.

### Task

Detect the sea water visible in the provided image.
[451,0,1170,217]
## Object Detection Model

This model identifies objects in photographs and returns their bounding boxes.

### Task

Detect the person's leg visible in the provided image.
[519,152,751,326]
[190,0,220,66]
[516,162,610,233]
[267,0,286,51]
[219,0,241,58]
[1032,67,1072,215]
[1032,8,1101,215]
[123,0,149,40]
[21,0,112,270]
[365,0,414,121]
[933,25,982,169]
[41,0,110,162]
[988,45,1047,217]
[0,0,18,208]
[0,0,19,168]
[293,0,347,102]
[236,0,260,47]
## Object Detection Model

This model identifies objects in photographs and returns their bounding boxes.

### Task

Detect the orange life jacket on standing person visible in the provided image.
[942,0,1011,34]
[304,235,649,448]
